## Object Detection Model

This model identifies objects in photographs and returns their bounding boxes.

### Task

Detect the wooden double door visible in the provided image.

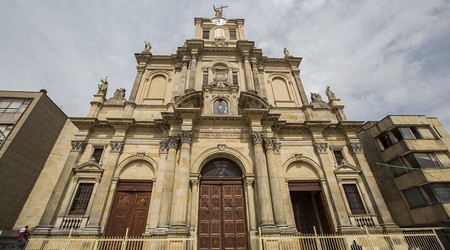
[198,180,248,250]
[105,180,152,237]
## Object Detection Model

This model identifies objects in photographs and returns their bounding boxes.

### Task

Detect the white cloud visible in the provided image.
[0,0,449,129]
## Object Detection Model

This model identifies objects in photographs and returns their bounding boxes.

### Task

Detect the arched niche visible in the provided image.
[284,156,324,180]
[118,160,155,180]
[201,158,243,177]
[191,147,252,176]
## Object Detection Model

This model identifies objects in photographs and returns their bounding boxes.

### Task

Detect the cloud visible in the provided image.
[0,0,449,130]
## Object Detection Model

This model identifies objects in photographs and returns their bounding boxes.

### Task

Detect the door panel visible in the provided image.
[106,181,152,237]
[198,182,247,250]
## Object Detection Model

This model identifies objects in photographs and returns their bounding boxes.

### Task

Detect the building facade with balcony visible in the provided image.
[0,90,68,231]
[358,115,450,227]
[14,11,400,250]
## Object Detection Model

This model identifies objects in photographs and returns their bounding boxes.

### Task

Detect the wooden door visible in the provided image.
[198,181,247,250]
[106,180,152,236]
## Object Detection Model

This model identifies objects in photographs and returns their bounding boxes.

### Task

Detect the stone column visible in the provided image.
[251,62,261,94]
[35,140,86,233]
[263,137,288,228]
[178,60,189,95]
[349,142,398,230]
[186,55,197,92]
[243,56,255,92]
[84,140,124,233]
[250,132,277,232]
[291,69,309,106]
[145,142,169,233]
[157,136,179,230]
[189,179,199,234]
[314,142,352,232]
[245,178,257,231]
[129,66,146,102]
[169,130,194,234]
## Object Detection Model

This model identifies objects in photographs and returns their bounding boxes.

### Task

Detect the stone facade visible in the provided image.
[13,13,400,249]
[358,115,450,227]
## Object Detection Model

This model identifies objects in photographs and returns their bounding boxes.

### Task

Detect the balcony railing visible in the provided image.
[56,216,89,231]
[349,215,377,228]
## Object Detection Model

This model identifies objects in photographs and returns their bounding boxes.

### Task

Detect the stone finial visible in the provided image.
[326,86,337,100]
[283,48,292,58]
[143,41,152,53]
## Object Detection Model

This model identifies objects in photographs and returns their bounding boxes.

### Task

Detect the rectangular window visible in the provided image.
[343,184,366,214]
[405,153,442,169]
[424,183,450,204]
[403,187,427,208]
[391,127,422,141]
[0,98,31,114]
[376,132,393,150]
[69,183,95,215]
[232,72,238,85]
[0,124,14,139]
[333,150,344,165]
[202,29,210,39]
[229,29,237,40]
[388,157,409,177]
[203,71,209,85]
[92,148,104,163]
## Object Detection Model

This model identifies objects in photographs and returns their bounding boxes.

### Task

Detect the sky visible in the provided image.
[1,0,449,130]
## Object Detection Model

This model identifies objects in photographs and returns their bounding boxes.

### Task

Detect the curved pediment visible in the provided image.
[74,160,104,173]
[335,160,360,174]
[174,91,203,108]
[238,91,271,110]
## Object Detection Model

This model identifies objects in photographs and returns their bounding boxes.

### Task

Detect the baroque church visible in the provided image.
[14,8,400,250]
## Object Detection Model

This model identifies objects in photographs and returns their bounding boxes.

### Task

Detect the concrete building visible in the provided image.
[14,12,400,249]
[358,115,450,228]
[0,90,68,230]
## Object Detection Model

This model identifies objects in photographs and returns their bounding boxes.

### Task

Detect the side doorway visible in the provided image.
[105,180,152,236]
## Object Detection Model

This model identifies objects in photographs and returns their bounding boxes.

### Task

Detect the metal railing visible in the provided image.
[259,227,445,250]
[25,227,445,250]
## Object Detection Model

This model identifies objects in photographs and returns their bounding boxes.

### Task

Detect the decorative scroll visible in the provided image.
[71,140,86,152]
[110,141,124,153]
[314,142,328,154]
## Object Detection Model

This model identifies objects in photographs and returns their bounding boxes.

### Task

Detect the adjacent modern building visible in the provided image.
[8,11,413,250]
[0,90,68,230]
[358,115,450,228]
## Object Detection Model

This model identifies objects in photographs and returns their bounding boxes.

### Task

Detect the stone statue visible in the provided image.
[326,86,336,100]
[113,88,126,100]
[283,47,291,58]
[143,41,151,53]
[97,77,108,96]
[213,5,227,18]
[310,92,322,102]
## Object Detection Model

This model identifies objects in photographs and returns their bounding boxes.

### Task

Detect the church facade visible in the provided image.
[15,12,399,249]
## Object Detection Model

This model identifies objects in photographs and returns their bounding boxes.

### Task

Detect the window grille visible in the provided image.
[69,183,94,215]
[343,184,366,214]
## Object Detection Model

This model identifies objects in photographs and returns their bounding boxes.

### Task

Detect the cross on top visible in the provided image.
[213,5,228,18]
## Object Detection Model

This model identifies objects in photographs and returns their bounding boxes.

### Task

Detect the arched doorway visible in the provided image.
[198,158,248,250]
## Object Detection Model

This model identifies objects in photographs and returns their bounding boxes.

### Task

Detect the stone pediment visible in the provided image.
[334,160,360,174]
[174,91,203,108]
[238,91,271,110]
[74,160,104,173]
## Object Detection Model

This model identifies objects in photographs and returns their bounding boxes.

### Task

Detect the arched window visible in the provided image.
[201,158,242,177]
[213,99,228,115]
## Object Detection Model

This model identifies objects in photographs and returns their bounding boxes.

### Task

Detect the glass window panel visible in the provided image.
[229,29,237,40]
[399,127,416,139]
[213,99,228,115]
[425,183,450,204]
[201,158,242,177]
[69,183,95,215]
[0,99,12,109]
[403,187,427,208]
[343,184,366,214]
[333,150,344,165]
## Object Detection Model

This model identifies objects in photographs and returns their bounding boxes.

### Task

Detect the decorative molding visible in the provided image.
[314,142,328,154]
[179,130,194,145]
[72,176,79,182]
[218,144,226,151]
[71,140,86,152]
[273,141,281,155]
[350,143,364,154]
[295,153,303,160]
[190,179,199,187]
[167,136,180,149]
[136,152,145,158]
[110,141,124,153]
[95,177,101,183]
[245,179,254,186]
[250,132,263,145]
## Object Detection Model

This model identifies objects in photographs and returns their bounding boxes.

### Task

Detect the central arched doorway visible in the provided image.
[198,158,248,250]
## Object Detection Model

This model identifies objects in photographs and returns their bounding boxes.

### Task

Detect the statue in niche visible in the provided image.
[211,64,230,87]
[326,86,336,100]
[97,77,108,96]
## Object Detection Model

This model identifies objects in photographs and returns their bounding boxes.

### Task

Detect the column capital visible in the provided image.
[250,131,263,145]
[179,130,194,145]
[263,137,274,150]
[159,140,169,154]
[243,55,250,61]
[349,142,364,154]
[314,142,328,154]
[71,140,87,152]
[191,54,198,60]
[292,69,301,75]
[182,60,189,66]
[245,179,254,186]
[167,136,180,149]
[136,65,146,73]
[110,140,124,153]
[190,179,199,187]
